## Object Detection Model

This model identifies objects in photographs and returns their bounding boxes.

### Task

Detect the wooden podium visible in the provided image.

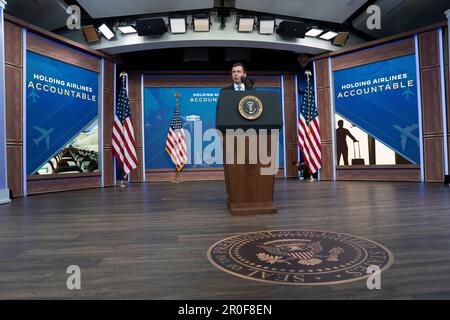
[216,91,283,215]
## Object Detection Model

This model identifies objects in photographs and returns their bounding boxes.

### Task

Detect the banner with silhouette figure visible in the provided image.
[333,54,420,164]
[26,51,99,175]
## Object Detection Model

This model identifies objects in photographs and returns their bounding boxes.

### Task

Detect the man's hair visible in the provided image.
[232,63,246,73]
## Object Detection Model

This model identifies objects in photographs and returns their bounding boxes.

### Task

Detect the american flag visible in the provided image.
[166,94,188,171]
[297,71,322,174]
[112,74,137,179]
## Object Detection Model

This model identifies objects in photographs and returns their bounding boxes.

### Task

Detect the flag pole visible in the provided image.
[119,71,128,187]
[174,92,181,184]
[304,70,315,182]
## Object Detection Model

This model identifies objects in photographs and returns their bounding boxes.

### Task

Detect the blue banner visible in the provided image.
[26,51,99,175]
[144,85,284,169]
[334,54,420,164]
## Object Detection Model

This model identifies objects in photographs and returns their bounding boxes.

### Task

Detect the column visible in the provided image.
[0,0,11,204]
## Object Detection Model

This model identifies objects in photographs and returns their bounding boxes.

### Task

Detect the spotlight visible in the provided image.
[332,32,350,46]
[193,14,210,32]
[320,31,338,40]
[276,21,307,38]
[169,17,187,34]
[238,17,254,32]
[117,25,137,34]
[259,16,275,35]
[81,25,99,42]
[305,28,324,37]
[136,18,168,36]
[98,23,115,40]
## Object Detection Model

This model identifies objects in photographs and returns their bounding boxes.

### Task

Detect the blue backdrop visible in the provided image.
[26,51,99,175]
[334,54,420,164]
[144,85,284,169]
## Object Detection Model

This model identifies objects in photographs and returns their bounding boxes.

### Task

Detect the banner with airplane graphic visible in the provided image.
[26,51,99,175]
[333,54,420,164]
[144,85,283,169]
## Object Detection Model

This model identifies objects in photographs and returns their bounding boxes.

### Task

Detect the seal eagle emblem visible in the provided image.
[238,95,263,120]
[207,230,394,285]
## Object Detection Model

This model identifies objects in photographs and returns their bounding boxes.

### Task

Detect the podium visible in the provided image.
[216,90,283,215]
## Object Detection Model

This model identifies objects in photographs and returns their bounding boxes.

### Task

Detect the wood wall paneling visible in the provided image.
[283,99,297,144]
[128,73,142,101]
[26,33,100,73]
[5,65,22,141]
[336,165,420,182]
[4,21,22,67]
[315,59,329,89]
[445,27,450,173]
[314,59,333,180]
[103,60,115,92]
[283,75,295,99]
[27,176,101,195]
[4,21,23,197]
[421,68,443,134]
[103,90,115,187]
[129,100,143,148]
[285,146,299,177]
[143,75,281,88]
[317,88,332,141]
[103,91,114,148]
[146,170,225,182]
[130,148,144,182]
[320,143,333,181]
[332,38,415,71]
[282,75,298,177]
[423,137,444,182]
[6,145,23,197]
[103,150,115,187]
[419,31,440,69]
[419,29,444,182]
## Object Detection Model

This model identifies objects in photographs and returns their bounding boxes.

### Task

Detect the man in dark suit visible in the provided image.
[222,63,250,91]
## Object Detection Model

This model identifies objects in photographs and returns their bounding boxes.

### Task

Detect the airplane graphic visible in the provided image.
[33,126,54,150]
[28,89,40,103]
[393,124,419,151]
[402,87,414,99]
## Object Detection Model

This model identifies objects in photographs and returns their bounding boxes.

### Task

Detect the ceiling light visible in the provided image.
[98,24,115,40]
[170,17,187,34]
[81,25,99,42]
[238,17,254,32]
[117,25,137,34]
[193,14,210,32]
[259,17,275,35]
[332,32,350,46]
[320,31,338,40]
[305,28,324,37]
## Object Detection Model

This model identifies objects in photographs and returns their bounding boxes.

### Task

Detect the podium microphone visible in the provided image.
[241,76,255,89]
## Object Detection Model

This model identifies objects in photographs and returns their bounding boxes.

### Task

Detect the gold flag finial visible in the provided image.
[174,92,181,107]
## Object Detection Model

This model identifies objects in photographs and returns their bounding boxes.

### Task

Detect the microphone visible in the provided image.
[241,76,255,89]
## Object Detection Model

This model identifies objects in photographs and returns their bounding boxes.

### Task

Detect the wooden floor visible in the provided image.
[1,180,450,299]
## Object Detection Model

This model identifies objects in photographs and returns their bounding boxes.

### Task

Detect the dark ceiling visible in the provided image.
[5,0,449,39]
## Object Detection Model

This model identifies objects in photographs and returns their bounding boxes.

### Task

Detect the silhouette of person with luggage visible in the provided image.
[336,120,358,165]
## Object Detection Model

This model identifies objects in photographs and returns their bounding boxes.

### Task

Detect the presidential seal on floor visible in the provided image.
[207,230,394,285]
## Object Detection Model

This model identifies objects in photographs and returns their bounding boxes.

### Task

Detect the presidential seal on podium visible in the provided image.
[238,95,263,120]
